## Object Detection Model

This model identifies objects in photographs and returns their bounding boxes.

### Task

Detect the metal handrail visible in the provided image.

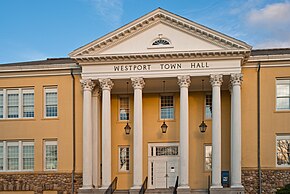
[139,176,148,194]
[173,176,178,194]
[105,177,118,194]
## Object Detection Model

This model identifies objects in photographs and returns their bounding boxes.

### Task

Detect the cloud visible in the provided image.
[88,0,123,27]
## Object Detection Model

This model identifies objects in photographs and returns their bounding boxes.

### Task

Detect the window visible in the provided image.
[156,146,178,156]
[7,90,19,118]
[205,94,212,119]
[152,39,170,46]
[204,144,212,171]
[45,87,58,117]
[276,79,290,110]
[160,95,174,119]
[0,141,34,171]
[119,146,129,172]
[44,140,57,170]
[119,96,129,121]
[276,135,290,167]
[23,89,34,118]
[0,90,3,118]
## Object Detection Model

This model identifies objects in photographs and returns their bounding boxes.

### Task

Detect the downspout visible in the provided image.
[257,62,261,194]
[71,69,76,194]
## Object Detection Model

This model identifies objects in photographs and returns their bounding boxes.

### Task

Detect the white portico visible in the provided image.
[70,8,251,194]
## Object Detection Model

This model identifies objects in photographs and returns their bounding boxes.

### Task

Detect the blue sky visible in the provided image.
[1,0,290,64]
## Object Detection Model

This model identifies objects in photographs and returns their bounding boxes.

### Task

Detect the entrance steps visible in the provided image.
[114,188,173,194]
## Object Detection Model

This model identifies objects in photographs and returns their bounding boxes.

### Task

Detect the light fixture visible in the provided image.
[124,81,131,135]
[161,80,168,133]
[199,79,207,133]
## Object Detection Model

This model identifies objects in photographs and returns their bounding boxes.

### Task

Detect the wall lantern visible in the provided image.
[161,81,168,133]
[124,81,131,135]
[199,79,207,133]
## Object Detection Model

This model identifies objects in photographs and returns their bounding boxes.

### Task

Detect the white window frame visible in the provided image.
[204,144,212,171]
[276,79,290,111]
[205,93,212,120]
[44,140,58,171]
[118,146,130,172]
[118,95,130,121]
[0,140,34,172]
[160,94,175,120]
[44,87,58,118]
[0,88,34,119]
[0,90,3,118]
[276,135,290,167]
[22,89,35,118]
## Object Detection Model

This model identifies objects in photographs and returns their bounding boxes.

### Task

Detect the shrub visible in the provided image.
[276,184,290,194]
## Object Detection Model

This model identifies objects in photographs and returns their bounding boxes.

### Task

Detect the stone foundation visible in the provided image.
[242,169,290,194]
[0,172,82,194]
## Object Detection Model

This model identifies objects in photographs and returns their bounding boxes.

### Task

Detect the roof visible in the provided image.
[251,48,290,56]
[0,58,76,66]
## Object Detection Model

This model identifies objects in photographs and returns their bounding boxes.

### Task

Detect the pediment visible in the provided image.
[70,8,251,58]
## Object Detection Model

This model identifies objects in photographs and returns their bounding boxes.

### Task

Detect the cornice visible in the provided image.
[69,8,251,57]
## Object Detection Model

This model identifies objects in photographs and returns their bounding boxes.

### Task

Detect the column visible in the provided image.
[210,74,223,189]
[230,73,243,188]
[131,77,145,189]
[80,79,96,189]
[177,75,191,189]
[92,87,101,188]
[99,78,114,188]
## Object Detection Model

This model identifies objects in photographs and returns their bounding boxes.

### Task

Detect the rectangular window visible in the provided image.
[276,135,290,166]
[119,96,129,121]
[0,90,3,118]
[276,79,290,110]
[205,94,212,119]
[45,87,58,117]
[45,140,58,170]
[119,146,129,172]
[0,142,3,170]
[22,142,34,170]
[204,144,212,171]
[23,89,34,118]
[7,90,19,118]
[160,95,174,119]
[7,142,19,170]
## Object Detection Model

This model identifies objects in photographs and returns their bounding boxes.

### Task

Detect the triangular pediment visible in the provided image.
[69,8,251,58]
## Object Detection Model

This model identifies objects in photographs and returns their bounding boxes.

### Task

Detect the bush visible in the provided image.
[276,184,290,194]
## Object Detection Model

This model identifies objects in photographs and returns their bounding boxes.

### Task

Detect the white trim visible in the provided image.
[44,87,58,118]
[204,144,212,171]
[275,79,290,111]
[118,145,130,172]
[276,135,290,167]
[118,95,130,122]
[44,140,58,171]
[159,94,175,120]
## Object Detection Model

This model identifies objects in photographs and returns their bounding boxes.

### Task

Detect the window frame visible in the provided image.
[0,90,3,118]
[276,135,290,167]
[44,140,58,171]
[205,93,212,120]
[204,144,212,171]
[276,79,290,111]
[118,95,130,122]
[159,94,175,120]
[118,145,130,172]
[44,87,58,118]
[22,89,35,118]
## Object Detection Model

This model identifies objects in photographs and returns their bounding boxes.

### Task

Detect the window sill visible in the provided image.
[158,119,175,122]
[0,118,36,121]
[274,110,290,113]
[42,117,59,120]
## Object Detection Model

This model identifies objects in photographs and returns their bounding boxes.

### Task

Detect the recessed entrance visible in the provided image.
[148,143,179,189]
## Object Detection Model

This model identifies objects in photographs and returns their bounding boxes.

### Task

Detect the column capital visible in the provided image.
[99,78,114,91]
[92,86,101,97]
[210,74,223,87]
[131,77,145,89]
[177,75,191,88]
[230,73,243,86]
[81,79,96,91]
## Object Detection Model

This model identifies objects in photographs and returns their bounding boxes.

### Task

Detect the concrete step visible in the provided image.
[145,188,174,194]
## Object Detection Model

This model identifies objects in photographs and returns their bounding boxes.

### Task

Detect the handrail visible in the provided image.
[139,176,148,194]
[173,176,178,194]
[105,177,118,194]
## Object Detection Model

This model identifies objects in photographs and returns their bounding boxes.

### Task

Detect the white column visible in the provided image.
[99,78,114,188]
[210,74,223,189]
[177,75,191,189]
[131,77,145,189]
[230,73,243,188]
[92,87,101,188]
[80,79,96,189]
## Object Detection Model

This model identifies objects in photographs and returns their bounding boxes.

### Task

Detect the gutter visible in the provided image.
[257,62,261,194]
[71,69,76,193]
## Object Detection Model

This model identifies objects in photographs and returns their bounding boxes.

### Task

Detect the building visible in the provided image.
[0,8,290,194]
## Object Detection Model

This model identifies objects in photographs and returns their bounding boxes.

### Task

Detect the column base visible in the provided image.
[210,187,244,194]
[177,185,191,194]
[129,187,141,194]
[231,184,244,189]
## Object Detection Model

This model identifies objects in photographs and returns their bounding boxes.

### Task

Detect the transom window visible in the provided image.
[0,88,34,119]
[119,146,130,172]
[149,144,179,157]
[119,96,129,121]
[204,144,212,171]
[45,87,58,118]
[152,39,170,46]
[205,94,212,119]
[160,95,174,120]
[44,140,58,170]
[276,79,290,110]
[276,135,290,167]
[0,141,34,171]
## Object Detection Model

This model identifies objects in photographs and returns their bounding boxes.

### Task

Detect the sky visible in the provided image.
[1,0,290,64]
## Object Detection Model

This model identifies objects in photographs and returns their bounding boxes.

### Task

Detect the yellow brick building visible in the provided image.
[0,8,290,194]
